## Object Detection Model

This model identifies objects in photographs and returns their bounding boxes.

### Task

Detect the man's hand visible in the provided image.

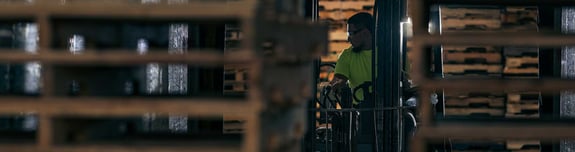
[328,74,349,91]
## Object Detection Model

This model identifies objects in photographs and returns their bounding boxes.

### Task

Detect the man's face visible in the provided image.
[347,24,369,49]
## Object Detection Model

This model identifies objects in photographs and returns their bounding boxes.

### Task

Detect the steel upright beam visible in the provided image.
[374,0,404,151]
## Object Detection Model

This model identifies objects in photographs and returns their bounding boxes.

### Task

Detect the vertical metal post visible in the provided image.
[374,0,403,150]
[304,0,319,151]
[560,7,575,152]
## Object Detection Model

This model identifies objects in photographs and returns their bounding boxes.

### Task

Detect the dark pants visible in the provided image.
[352,99,377,152]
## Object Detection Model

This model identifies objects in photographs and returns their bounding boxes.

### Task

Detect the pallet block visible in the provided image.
[507,92,540,103]
[506,103,539,114]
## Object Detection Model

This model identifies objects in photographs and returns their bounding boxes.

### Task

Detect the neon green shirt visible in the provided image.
[334,47,372,104]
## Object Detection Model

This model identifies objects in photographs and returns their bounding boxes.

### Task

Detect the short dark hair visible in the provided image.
[347,12,374,35]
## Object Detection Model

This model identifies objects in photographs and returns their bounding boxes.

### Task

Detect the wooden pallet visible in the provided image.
[444,107,505,117]
[504,47,539,57]
[506,57,538,68]
[443,46,499,53]
[319,10,360,21]
[507,92,540,103]
[319,1,374,11]
[507,103,539,114]
[507,140,540,150]
[443,64,502,74]
[444,91,506,98]
[441,7,501,19]
[504,67,538,75]
[223,66,248,93]
[442,18,501,31]
[504,7,538,24]
[444,52,502,64]
[504,56,539,76]
[445,97,505,108]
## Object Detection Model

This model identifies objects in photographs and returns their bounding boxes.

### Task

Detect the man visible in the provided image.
[329,12,376,152]
[329,12,373,103]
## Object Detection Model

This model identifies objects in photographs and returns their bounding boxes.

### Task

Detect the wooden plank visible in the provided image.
[0,50,254,65]
[444,97,504,108]
[0,98,252,116]
[329,31,348,41]
[505,113,539,119]
[507,140,540,150]
[506,57,538,68]
[51,144,241,152]
[319,1,374,11]
[0,145,37,152]
[443,64,502,74]
[0,2,252,18]
[444,52,501,64]
[444,108,505,116]
[504,67,538,74]
[442,18,501,31]
[443,46,499,53]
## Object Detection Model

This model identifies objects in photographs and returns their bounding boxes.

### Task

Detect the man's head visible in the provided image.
[347,12,374,52]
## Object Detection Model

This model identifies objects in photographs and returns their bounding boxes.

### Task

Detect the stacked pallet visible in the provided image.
[224,24,248,95]
[502,7,539,78]
[444,92,506,118]
[223,24,246,134]
[502,7,540,119]
[443,45,503,77]
[441,6,505,118]
[318,0,374,62]
[441,6,502,33]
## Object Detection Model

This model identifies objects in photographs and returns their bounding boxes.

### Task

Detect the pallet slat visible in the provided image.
[444,52,501,64]
[443,46,498,53]
[506,57,538,68]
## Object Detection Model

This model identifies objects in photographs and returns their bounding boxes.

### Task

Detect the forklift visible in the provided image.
[305,0,420,151]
